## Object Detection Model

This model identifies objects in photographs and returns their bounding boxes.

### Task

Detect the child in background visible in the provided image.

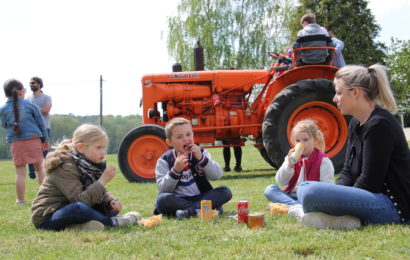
[31,124,142,231]
[0,79,48,205]
[155,117,232,220]
[264,119,334,220]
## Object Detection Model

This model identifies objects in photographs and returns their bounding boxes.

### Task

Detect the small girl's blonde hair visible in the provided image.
[54,124,109,153]
[290,119,325,151]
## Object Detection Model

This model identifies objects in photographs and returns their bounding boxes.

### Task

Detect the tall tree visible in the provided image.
[289,0,386,66]
[167,0,295,70]
[385,38,410,109]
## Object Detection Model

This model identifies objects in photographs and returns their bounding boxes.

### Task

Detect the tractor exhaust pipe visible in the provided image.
[194,38,204,71]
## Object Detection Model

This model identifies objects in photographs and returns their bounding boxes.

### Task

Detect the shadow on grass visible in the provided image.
[0,182,14,186]
[222,169,275,180]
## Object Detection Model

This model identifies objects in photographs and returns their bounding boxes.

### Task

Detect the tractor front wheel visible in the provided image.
[118,124,168,182]
[262,79,350,173]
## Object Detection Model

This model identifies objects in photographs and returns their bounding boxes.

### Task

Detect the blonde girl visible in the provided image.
[298,64,410,230]
[264,119,334,219]
[31,124,142,231]
[0,79,47,205]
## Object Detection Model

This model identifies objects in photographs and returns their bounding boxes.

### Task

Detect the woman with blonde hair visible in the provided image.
[298,64,410,229]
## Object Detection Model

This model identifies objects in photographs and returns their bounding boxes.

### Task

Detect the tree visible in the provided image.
[289,0,386,66]
[385,38,410,109]
[167,0,296,70]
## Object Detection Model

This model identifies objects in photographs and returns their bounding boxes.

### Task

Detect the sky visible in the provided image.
[0,0,408,116]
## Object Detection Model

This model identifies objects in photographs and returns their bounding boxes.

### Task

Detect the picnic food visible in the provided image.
[247,212,265,229]
[237,200,249,224]
[269,203,289,215]
[139,215,163,228]
[200,200,213,223]
[289,143,304,164]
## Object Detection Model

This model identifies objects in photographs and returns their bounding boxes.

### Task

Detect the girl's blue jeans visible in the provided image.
[37,202,118,231]
[297,181,401,225]
[264,184,299,206]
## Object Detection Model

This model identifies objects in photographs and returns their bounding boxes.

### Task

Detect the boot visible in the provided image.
[66,220,104,231]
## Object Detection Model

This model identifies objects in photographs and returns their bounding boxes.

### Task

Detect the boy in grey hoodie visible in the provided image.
[154,117,232,220]
[292,13,334,65]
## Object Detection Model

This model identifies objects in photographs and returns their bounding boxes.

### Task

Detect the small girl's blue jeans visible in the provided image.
[264,184,300,206]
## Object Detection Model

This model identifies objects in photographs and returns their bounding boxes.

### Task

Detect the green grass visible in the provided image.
[0,145,409,259]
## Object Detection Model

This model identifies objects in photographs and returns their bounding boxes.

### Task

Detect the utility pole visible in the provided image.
[99,75,103,127]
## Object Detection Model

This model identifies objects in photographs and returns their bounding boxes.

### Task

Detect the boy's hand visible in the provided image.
[99,165,116,186]
[185,144,202,160]
[174,153,189,173]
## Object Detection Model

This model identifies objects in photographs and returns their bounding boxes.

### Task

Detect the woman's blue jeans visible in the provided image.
[264,184,299,206]
[297,181,401,225]
[37,202,118,231]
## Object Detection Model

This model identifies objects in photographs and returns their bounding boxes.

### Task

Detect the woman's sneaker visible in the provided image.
[113,211,142,226]
[288,204,304,221]
[301,212,361,230]
[66,220,104,231]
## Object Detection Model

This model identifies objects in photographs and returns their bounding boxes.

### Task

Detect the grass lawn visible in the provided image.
[0,145,409,259]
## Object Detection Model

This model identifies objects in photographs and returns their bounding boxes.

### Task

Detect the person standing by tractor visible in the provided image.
[329,31,346,68]
[297,64,410,229]
[26,76,52,179]
[222,139,242,172]
[292,13,334,66]
[154,117,232,220]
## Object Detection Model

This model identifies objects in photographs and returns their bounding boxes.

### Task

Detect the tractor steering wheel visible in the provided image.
[267,52,281,60]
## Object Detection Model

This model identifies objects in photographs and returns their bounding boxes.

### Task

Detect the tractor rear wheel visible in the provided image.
[118,124,168,182]
[262,79,350,173]
[255,138,278,168]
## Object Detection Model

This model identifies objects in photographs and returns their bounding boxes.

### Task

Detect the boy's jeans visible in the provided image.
[156,186,232,215]
[37,202,118,231]
[297,181,401,225]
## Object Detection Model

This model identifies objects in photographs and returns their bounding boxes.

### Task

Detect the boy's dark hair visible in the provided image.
[31,76,43,88]
[165,117,191,140]
[3,79,23,136]
[300,13,316,25]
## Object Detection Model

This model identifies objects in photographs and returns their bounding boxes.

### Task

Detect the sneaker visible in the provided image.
[301,212,361,230]
[15,200,26,206]
[224,166,231,172]
[175,209,197,220]
[29,171,36,179]
[216,206,224,215]
[113,211,142,226]
[234,165,242,172]
[66,220,104,231]
[288,204,304,221]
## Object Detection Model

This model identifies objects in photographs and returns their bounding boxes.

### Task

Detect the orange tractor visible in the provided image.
[118,45,349,182]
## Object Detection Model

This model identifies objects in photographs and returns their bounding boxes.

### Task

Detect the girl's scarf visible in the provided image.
[283,148,326,193]
[70,149,106,188]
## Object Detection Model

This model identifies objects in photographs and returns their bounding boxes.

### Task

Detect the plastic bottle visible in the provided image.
[288,143,304,164]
